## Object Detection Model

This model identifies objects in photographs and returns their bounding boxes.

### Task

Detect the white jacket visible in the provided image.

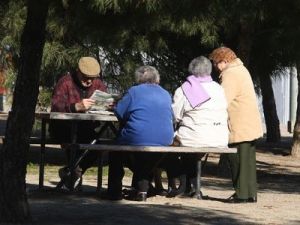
[172,81,229,147]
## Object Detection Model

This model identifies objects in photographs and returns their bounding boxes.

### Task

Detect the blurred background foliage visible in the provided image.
[0,0,300,141]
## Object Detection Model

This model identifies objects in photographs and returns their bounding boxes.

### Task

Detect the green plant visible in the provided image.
[3,67,16,90]
[37,87,52,111]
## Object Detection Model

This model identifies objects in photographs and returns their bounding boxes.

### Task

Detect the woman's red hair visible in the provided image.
[209,47,237,63]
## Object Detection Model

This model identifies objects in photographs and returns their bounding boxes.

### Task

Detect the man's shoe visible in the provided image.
[57,167,82,191]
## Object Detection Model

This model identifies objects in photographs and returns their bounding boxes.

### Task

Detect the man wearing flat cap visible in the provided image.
[49,56,107,191]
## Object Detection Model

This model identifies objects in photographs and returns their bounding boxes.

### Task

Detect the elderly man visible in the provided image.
[49,56,107,191]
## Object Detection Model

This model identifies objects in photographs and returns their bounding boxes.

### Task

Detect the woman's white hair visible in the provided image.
[188,56,212,77]
[135,65,160,84]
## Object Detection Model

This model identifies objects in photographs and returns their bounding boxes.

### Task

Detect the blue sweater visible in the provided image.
[115,84,174,146]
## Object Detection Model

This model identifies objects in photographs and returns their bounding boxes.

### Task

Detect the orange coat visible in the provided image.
[220,58,263,144]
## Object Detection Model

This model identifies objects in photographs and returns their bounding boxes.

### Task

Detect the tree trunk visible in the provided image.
[291,63,300,157]
[260,75,281,142]
[291,123,300,157]
[0,0,49,222]
[236,17,254,67]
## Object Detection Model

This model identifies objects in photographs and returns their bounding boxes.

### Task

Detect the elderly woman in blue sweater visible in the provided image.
[107,65,174,201]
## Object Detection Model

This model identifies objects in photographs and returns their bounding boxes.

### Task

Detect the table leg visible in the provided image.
[107,122,118,135]
[97,152,103,193]
[69,121,78,191]
[195,159,202,199]
[39,118,46,190]
[95,121,117,194]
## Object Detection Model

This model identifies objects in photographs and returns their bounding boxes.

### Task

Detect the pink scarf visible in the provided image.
[182,75,212,108]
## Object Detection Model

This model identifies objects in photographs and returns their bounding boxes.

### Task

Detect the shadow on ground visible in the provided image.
[25,135,300,196]
[256,136,293,156]
[197,136,300,196]
[1,117,300,225]
[27,190,256,225]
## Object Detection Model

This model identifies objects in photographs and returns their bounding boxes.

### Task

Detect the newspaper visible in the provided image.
[88,90,117,112]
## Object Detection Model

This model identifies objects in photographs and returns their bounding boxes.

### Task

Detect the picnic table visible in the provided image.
[34,111,118,189]
[2,111,236,199]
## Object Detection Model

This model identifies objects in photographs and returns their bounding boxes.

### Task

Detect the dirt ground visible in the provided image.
[18,135,300,225]
[0,111,298,225]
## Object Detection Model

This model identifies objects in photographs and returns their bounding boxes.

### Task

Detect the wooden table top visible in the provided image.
[35,111,118,122]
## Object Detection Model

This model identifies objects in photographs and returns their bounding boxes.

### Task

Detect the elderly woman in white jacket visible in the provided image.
[170,56,229,197]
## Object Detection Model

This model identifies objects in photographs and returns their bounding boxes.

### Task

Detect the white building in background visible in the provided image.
[258,67,297,134]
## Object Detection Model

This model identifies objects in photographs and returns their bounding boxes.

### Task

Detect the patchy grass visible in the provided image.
[26,163,133,177]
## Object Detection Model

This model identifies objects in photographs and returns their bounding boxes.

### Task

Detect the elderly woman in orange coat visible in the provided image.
[209,47,263,203]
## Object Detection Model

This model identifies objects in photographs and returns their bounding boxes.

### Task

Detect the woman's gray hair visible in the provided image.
[135,65,160,84]
[188,56,212,77]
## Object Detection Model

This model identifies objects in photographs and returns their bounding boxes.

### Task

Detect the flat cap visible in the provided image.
[78,57,101,77]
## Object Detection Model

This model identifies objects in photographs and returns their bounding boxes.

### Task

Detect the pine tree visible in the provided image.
[0,0,49,222]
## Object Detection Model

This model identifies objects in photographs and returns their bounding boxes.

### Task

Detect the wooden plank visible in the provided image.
[35,111,50,120]
[0,112,8,119]
[79,144,237,153]
[35,112,118,122]
[1,136,59,144]
[51,112,117,121]
[28,137,59,144]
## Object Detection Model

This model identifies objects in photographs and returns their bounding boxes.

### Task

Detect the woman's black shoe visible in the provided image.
[135,192,147,202]
[166,188,186,198]
[122,188,136,196]
[147,185,167,197]
[154,189,168,196]
[125,192,147,202]
[227,197,248,203]
[226,194,257,203]
[166,175,187,198]
[248,197,257,203]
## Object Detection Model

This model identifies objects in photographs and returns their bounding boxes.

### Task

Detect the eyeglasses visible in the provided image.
[78,71,95,82]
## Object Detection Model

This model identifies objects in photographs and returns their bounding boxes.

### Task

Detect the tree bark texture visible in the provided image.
[236,18,254,67]
[291,63,300,157]
[260,75,281,142]
[0,0,49,222]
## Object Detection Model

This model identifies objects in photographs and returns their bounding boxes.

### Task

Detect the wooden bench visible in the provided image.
[78,144,237,199]
[30,137,62,189]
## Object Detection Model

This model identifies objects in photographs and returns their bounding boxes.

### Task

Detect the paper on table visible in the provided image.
[89,90,117,111]
[87,110,115,115]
